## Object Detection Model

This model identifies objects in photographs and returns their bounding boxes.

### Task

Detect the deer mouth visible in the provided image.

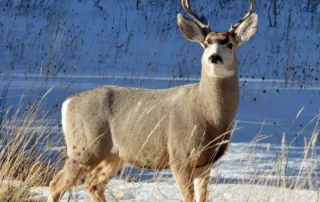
[208,60,224,66]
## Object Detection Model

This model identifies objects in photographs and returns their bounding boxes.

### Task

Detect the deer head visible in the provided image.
[177,0,258,78]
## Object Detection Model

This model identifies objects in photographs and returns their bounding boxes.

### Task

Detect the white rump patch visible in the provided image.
[61,98,71,134]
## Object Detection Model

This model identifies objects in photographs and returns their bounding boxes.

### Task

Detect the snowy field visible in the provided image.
[0,0,320,201]
[1,75,320,201]
[31,180,320,202]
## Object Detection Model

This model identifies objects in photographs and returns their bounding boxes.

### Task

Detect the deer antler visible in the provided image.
[229,0,256,33]
[181,0,211,33]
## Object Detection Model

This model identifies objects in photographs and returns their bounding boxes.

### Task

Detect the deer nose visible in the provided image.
[209,54,223,64]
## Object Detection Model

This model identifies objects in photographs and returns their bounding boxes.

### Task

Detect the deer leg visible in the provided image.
[193,165,211,202]
[48,159,91,202]
[171,163,195,202]
[85,157,124,202]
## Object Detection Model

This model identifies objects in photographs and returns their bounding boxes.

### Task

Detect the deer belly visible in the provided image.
[113,117,170,169]
[120,149,170,169]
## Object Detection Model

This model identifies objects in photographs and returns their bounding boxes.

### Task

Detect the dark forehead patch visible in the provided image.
[218,38,229,45]
[205,32,230,45]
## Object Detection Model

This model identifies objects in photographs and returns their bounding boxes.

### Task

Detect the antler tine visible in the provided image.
[181,0,210,31]
[229,0,256,33]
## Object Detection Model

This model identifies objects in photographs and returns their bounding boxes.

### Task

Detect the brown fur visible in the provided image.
[48,1,258,201]
[47,70,239,202]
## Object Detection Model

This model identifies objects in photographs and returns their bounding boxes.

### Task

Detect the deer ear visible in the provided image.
[235,13,258,42]
[177,14,206,44]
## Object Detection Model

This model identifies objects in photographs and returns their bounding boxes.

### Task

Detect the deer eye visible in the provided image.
[227,44,233,49]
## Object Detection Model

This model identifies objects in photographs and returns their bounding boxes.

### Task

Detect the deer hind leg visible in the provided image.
[85,157,124,202]
[48,158,92,202]
[193,165,211,202]
[171,163,195,202]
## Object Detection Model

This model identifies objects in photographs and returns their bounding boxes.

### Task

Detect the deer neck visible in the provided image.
[194,61,240,128]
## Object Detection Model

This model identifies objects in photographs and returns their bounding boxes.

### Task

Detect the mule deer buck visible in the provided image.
[48,0,258,201]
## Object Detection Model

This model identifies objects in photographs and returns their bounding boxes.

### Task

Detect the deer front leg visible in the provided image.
[193,165,211,202]
[171,163,195,202]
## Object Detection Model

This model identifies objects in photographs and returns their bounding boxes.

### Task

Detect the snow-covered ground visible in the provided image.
[0,0,320,201]
[2,75,320,186]
[0,0,319,79]
[29,179,319,202]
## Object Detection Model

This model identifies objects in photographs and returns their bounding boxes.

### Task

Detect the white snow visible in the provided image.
[29,179,319,202]
[0,0,319,201]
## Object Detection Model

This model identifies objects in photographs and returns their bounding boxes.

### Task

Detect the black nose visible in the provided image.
[209,54,223,64]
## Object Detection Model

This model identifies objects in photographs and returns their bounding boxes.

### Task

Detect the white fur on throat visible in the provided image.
[208,64,235,78]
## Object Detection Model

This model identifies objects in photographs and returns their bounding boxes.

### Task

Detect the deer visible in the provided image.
[47,0,258,201]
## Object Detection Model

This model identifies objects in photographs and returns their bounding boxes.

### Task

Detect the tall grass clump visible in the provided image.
[0,89,64,201]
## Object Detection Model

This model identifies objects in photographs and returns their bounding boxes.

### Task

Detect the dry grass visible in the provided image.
[0,89,63,202]
[0,91,319,201]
